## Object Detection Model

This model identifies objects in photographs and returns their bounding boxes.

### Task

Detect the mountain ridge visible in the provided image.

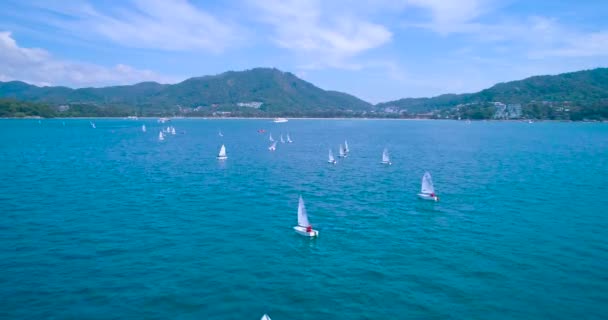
[1,67,607,120]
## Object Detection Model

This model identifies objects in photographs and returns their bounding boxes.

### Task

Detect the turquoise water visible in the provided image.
[1,119,607,319]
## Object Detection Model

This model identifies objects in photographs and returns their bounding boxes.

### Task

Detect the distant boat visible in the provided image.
[127,116,138,120]
[217,144,227,160]
[268,140,277,151]
[90,121,96,129]
[338,144,347,158]
[218,130,223,137]
[158,131,165,141]
[280,134,285,143]
[158,117,169,123]
[286,133,293,143]
[141,124,146,132]
[261,314,271,320]
[273,118,288,123]
[269,132,275,142]
[170,126,176,135]
[293,195,318,237]
[328,149,337,164]
[381,148,391,165]
[417,171,439,201]
[528,120,534,124]
[344,140,350,153]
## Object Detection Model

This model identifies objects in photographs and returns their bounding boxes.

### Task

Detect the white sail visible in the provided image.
[269,133,274,142]
[344,140,349,153]
[218,130,223,137]
[261,314,271,320]
[141,124,146,132]
[218,144,227,158]
[339,144,346,157]
[158,131,164,141]
[90,121,96,129]
[382,148,390,163]
[280,134,285,143]
[297,196,310,227]
[328,149,335,162]
[171,126,176,135]
[268,141,277,151]
[287,133,293,143]
[421,172,435,194]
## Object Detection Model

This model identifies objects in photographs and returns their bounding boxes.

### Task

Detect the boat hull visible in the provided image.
[294,226,318,237]
[217,156,227,160]
[417,193,438,201]
[328,160,336,164]
[381,161,391,165]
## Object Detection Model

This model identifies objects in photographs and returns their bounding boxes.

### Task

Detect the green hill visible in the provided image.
[0,68,371,116]
[376,68,608,118]
[1,67,607,119]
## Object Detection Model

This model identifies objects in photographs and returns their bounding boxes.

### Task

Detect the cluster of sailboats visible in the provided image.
[158,125,177,141]
[267,132,293,151]
[328,140,350,163]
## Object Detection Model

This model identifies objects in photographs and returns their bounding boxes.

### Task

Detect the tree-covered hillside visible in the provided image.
[0,68,371,115]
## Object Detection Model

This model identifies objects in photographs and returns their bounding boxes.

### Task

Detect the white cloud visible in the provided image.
[249,0,392,68]
[27,0,239,52]
[395,0,495,34]
[0,31,171,87]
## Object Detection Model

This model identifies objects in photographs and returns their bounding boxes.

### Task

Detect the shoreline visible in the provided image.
[1,117,605,122]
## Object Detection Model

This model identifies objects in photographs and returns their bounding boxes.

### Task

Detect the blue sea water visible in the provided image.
[0,119,607,320]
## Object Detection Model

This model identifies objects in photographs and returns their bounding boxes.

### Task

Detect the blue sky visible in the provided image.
[1,0,607,103]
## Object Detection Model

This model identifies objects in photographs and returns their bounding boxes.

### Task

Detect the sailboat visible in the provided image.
[293,195,319,237]
[338,144,347,158]
[158,131,165,141]
[261,314,271,320]
[218,130,223,137]
[217,144,227,160]
[280,134,285,143]
[381,148,391,165]
[142,124,146,132]
[417,171,439,201]
[170,126,176,135]
[328,149,337,164]
[286,133,293,143]
[344,140,350,153]
[90,121,96,129]
[269,133,274,142]
[268,140,277,151]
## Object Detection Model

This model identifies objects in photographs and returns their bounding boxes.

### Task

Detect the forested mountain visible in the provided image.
[0,68,370,116]
[1,67,607,120]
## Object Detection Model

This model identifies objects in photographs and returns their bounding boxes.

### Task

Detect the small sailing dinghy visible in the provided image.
[381,148,391,165]
[158,131,165,141]
[261,314,271,320]
[269,133,275,142]
[417,171,439,201]
[280,134,285,143]
[328,149,337,164]
[344,140,350,154]
[294,196,318,237]
[142,124,146,132]
[286,133,293,143]
[339,144,347,158]
[268,141,277,151]
[170,126,176,135]
[90,121,96,129]
[218,130,223,137]
[217,144,227,160]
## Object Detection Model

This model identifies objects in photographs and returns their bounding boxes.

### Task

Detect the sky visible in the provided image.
[0,0,607,103]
